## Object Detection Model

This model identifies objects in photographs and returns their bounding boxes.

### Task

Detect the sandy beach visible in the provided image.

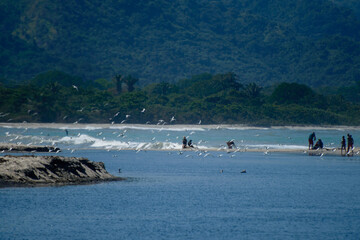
[1,122,360,130]
[143,146,359,157]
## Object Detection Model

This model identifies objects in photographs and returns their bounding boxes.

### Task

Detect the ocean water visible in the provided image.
[1,124,360,239]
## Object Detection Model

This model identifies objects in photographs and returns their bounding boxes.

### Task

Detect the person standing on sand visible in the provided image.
[308,132,316,150]
[347,134,354,155]
[341,136,346,156]
[182,136,188,149]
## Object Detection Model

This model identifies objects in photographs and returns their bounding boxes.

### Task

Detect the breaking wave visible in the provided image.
[55,134,307,151]
[58,134,192,150]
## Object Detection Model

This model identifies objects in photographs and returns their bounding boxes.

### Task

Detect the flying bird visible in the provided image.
[72,85,79,91]
[141,108,146,113]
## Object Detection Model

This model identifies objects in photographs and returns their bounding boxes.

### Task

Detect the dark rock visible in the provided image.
[0,155,123,187]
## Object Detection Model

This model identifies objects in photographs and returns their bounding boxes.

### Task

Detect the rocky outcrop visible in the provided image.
[0,155,123,187]
[0,143,60,152]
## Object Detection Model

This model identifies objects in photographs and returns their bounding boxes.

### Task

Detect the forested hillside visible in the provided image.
[1,0,360,87]
[331,0,360,18]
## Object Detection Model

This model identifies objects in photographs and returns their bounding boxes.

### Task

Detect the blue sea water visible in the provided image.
[1,124,360,239]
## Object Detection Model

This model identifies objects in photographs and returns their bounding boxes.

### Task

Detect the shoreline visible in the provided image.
[0,142,357,156]
[1,122,360,130]
[131,147,358,156]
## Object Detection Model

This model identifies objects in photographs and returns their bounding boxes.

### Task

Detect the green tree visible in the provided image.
[113,74,123,94]
[185,72,242,98]
[113,74,139,93]
[244,83,262,98]
[28,70,83,88]
[123,75,139,92]
[94,78,113,90]
[270,82,315,105]
[150,82,175,95]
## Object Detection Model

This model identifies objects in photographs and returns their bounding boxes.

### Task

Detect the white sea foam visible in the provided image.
[57,134,190,150]
[59,135,97,145]
[56,133,306,150]
[91,140,186,150]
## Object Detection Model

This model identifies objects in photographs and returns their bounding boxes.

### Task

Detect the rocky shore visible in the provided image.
[0,143,60,153]
[0,155,123,188]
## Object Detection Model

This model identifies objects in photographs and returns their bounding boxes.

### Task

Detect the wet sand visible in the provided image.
[100,145,358,157]
[0,142,357,156]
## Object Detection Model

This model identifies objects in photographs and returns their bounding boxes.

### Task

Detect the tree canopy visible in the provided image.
[0,71,359,126]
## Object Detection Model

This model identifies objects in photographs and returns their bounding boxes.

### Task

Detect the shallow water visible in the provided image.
[1,125,360,239]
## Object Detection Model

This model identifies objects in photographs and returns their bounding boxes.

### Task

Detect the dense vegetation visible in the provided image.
[331,0,360,18]
[1,71,360,125]
[1,0,360,88]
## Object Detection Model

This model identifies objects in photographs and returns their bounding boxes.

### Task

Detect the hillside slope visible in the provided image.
[331,0,360,18]
[1,0,360,86]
